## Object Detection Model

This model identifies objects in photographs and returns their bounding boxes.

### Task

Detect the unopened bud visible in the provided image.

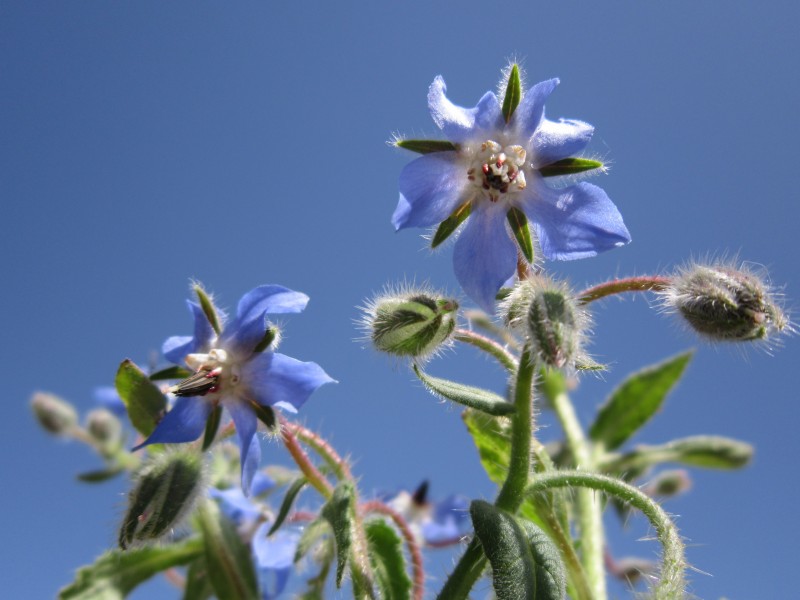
[119,449,205,549]
[361,288,458,358]
[87,408,123,451]
[642,469,692,499]
[31,392,78,436]
[663,263,790,343]
[502,276,588,369]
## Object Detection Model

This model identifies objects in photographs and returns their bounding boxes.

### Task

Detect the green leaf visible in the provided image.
[249,400,277,430]
[517,520,567,599]
[201,405,222,451]
[507,207,534,263]
[182,557,214,600]
[539,158,604,177]
[320,482,357,588]
[59,538,202,599]
[295,518,332,562]
[115,359,167,437]
[590,352,693,451]
[149,366,192,381]
[502,64,522,123]
[414,365,515,416]
[470,500,538,600]
[194,284,222,335]
[603,435,754,474]
[431,201,472,248]
[463,409,512,484]
[394,139,457,154]
[197,501,258,600]
[269,477,308,535]
[366,519,412,600]
[76,466,124,483]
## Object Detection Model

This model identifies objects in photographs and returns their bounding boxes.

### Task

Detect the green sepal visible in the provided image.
[115,359,167,437]
[431,201,472,248]
[395,139,457,154]
[59,537,202,599]
[469,501,540,600]
[507,206,534,263]
[183,556,214,600]
[502,64,522,123]
[249,400,277,430]
[253,326,278,353]
[319,482,357,588]
[77,466,124,483]
[365,519,412,600]
[149,366,193,381]
[194,283,222,335]
[197,501,259,600]
[602,435,753,474]
[590,352,693,451]
[539,158,604,177]
[201,405,222,451]
[269,477,308,535]
[413,365,515,416]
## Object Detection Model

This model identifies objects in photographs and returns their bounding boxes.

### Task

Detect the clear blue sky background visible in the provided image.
[3,2,798,598]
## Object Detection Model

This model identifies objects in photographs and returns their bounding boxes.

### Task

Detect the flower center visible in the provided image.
[466,140,527,202]
[170,348,241,397]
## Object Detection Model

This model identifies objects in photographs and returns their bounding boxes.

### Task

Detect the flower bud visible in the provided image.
[361,288,458,359]
[119,449,205,549]
[663,263,790,343]
[502,276,588,369]
[86,408,123,452]
[30,392,78,436]
[642,469,692,499]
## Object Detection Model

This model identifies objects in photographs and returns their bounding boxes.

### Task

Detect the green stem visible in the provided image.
[453,328,517,373]
[577,275,672,305]
[527,472,686,600]
[437,347,536,600]
[550,386,606,600]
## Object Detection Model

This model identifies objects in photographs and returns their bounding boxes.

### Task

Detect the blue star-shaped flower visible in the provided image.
[133,285,335,494]
[393,75,631,311]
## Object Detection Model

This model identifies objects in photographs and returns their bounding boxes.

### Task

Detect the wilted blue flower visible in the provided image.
[393,72,631,311]
[385,481,470,546]
[133,285,335,495]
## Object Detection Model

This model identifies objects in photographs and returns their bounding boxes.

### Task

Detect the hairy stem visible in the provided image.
[453,328,518,372]
[280,419,333,499]
[284,420,352,481]
[577,276,672,305]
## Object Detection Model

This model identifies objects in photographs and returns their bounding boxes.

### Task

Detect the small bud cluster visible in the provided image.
[502,276,590,369]
[30,392,78,435]
[661,262,791,344]
[361,285,458,360]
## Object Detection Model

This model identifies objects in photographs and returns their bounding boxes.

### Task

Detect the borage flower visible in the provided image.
[133,285,335,495]
[385,481,470,547]
[392,66,631,312]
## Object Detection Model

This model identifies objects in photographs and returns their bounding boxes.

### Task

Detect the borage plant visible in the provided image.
[33,64,791,600]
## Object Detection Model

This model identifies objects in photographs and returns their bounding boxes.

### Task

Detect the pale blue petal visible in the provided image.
[251,471,276,496]
[393,152,467,230]
[253,523,300,599]
[423,494,470,545]
[242,352,336,413]
[163,300,216,364]
[427,76,501,143]
[131,396,211,450]
[209,486,262,526]
[228,401,260,496]
[452,204,518,313]
[524,182,631,260]
[162,336,194,365]
[236,285,310,321]
[93,386,126,417]
[513,78,559,141]
[531,118,594,167]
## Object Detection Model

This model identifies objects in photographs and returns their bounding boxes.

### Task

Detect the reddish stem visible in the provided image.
[279,418,334,498]
[577,276,672,305]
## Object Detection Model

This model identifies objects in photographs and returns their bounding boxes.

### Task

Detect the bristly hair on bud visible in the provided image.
[118,449,206,549]
[659,260,793,349]
[358,282,459,361]
[501,275,592,370]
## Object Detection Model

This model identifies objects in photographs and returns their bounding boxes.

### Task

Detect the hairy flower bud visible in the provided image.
[642,469,692,499]
[30,392,78,436]
[86,408,123,452]
[119,449,205,549]
[662,263,790,343]
[502,276,589,369]
[361,287,458,359]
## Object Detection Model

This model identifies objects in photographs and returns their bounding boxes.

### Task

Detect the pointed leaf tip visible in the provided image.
[502,64,522,124]
[539,158,604,177]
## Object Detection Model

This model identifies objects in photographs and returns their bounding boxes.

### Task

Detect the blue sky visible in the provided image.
[3,2,798,598]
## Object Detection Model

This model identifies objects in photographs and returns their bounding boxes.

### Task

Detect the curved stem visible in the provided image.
[527,472,686,600]
[577,276,672,305]
[279,419,333,499]
[453,328,518,373]
[362,500,425,600]
[283,421,352,481]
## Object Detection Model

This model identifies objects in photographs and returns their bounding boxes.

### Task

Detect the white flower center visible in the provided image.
[171,348,242,397]
[466,140,527,202]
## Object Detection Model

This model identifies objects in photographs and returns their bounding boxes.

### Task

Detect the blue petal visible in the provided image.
[253,523,301,599]
[513,78,559,141]
[163,300,216,365]
[209,486,262,526]
[427,76,501,143]
[452,204,518,313]
[524,182,631,260]
[531,118,594,167]
[228,401,261,496]
[131,396,211,450]
[393,152,467,231]
[242,352,336,413]
[423,495,470,545]
[251,471,276,496]
[93,386,126,417]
